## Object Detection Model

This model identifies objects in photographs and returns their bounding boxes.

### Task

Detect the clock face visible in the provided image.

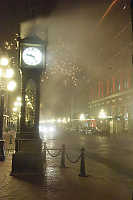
[22,47,42,66]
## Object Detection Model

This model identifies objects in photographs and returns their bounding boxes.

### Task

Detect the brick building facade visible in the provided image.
[88,67,133,134]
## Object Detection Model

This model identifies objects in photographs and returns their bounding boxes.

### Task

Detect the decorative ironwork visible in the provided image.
[25,79,36,128]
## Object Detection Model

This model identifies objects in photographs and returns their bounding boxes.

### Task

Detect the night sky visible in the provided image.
[0,0,132,118]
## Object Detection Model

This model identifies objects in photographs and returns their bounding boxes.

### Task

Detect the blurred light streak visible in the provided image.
[98,0,121,24]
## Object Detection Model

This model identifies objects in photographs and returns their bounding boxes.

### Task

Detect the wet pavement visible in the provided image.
[0,132,133,199]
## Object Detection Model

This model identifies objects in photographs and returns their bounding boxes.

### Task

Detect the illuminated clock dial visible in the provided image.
[22,47,42,66]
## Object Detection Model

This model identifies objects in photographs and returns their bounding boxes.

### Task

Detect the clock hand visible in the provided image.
[27,54,35,58]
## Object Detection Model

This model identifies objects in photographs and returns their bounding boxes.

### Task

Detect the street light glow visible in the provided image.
[0,57,9,66]
[5,68,14,78]
[80,114,85,121]
[14,101,21,107]
[17,96,21,102]
[57,118,61,123]
[67,117,70,122]
[98,109,107,119]
[14,102,19,106]
[13,107,17,112]
[7,80,16,91]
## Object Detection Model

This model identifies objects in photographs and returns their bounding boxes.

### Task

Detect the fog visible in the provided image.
[20,0,132,118]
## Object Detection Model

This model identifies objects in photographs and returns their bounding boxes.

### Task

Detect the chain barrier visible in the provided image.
[66,152,81,164]
[46,148,61,158]
[43,141,62,158]
[43,142,88,177]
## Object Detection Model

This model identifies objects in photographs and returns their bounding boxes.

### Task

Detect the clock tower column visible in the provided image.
[11,34,47,176]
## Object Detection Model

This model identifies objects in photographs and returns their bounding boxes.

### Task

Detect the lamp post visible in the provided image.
[0,56,16,161]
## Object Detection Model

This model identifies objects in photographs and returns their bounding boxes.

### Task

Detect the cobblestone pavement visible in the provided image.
[0,133,132,200]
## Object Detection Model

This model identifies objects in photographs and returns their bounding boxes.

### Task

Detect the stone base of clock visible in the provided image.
[11,138,46,176]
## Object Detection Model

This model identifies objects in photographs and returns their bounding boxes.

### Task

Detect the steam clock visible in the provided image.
[11,34,47,175]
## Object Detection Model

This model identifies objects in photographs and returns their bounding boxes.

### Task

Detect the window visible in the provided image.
[118,80,120,91]
[115,80,120,92]
[123,80,128,89]
[110,80,113,94]
[115,80,118,91]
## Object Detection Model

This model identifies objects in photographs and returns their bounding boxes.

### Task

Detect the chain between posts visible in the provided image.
[42,142,62,159]
[66,152,81,163]
[43,142,88,177]
[46,148,62,157]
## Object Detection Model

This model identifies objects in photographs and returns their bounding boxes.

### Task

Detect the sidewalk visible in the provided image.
[44,148,131,200]
[0,149,131,200]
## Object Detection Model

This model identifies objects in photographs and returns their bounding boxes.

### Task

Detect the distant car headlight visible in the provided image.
[43,127,48,132]
[39,125,43,132]
[49,127,55,132]
[39,125,55,132]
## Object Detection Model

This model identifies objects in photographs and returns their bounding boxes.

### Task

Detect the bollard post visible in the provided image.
[79,147,88,177]
[60,144,66,168]
[10,154,15,176]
